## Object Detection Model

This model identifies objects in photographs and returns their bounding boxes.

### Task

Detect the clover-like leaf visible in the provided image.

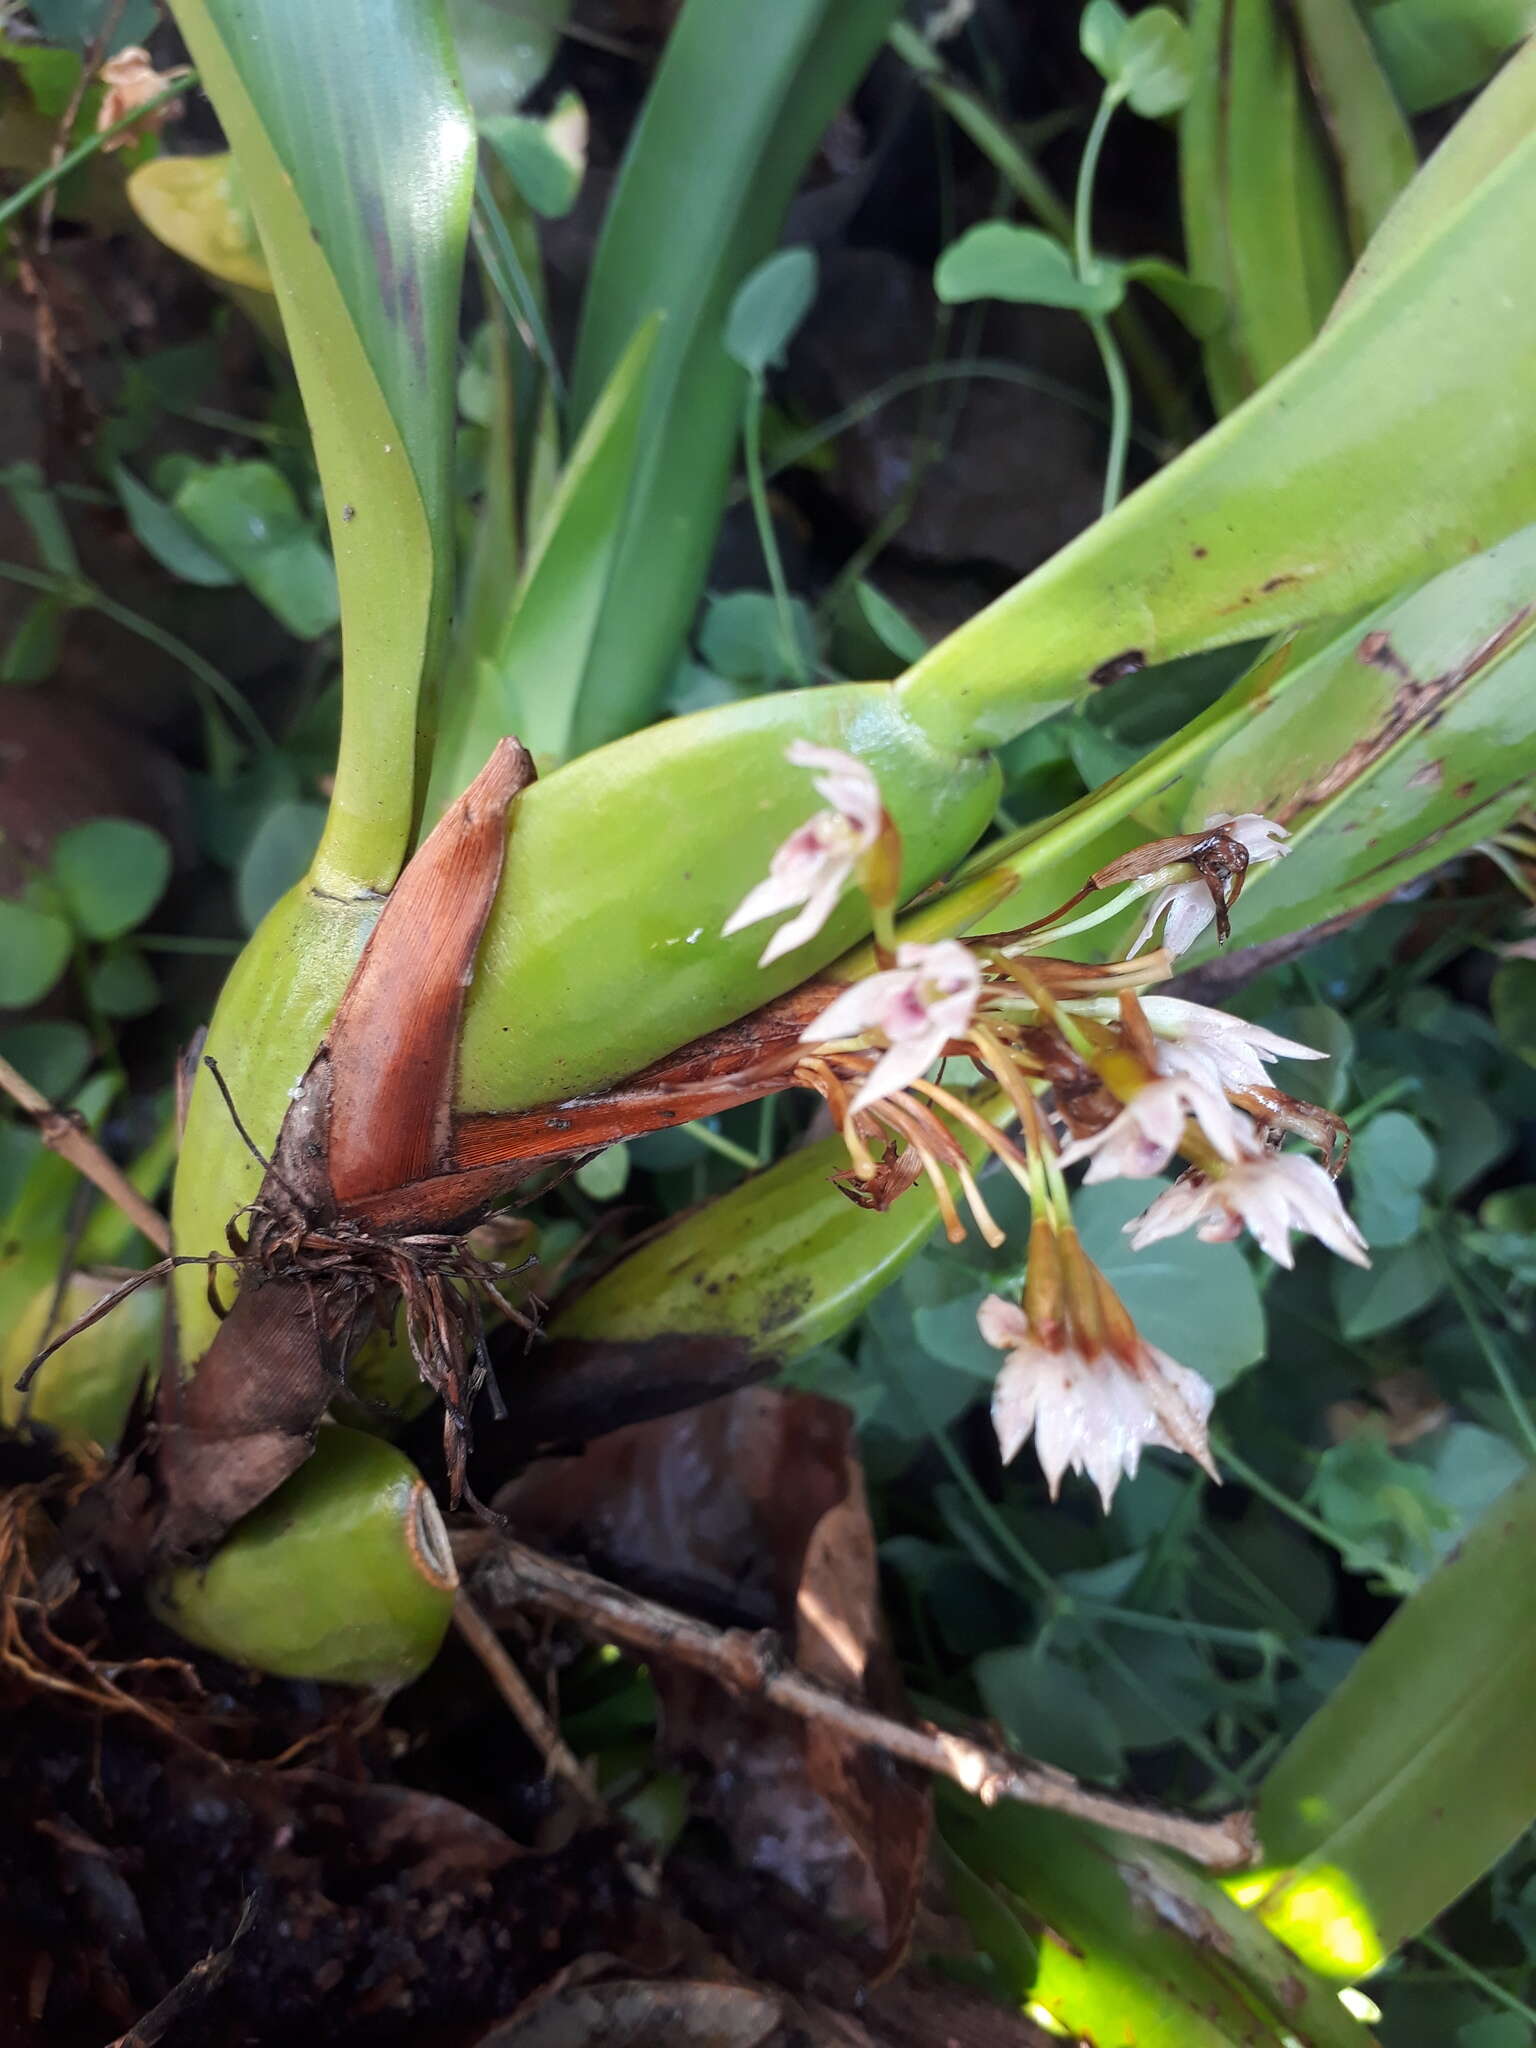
[935,222,1125,315]
[51,819,171,942]
[725,245,819,377]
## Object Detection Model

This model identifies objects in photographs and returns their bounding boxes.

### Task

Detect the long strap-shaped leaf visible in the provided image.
[898,50,1536,757]
[562,0,899,753]
[168,0,475,893]
[1248,1465,1536,1977]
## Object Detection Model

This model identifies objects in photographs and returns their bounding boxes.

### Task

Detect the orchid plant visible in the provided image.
[10,0,1536,2037]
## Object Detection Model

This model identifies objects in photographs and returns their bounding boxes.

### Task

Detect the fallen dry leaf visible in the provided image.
[500,1387,931,1970]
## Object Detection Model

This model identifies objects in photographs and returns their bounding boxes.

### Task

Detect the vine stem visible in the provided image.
[742,376,806,685]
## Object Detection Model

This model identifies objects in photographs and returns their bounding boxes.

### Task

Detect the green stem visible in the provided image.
[762,357,1161,481]
[1217,1439,1418,1597]
[1088,312,1132,515]
[686,1121,763,1173]
[742,377,806,684]
[888,22,1188,444]
[888,22,1068,236]
[1443,1250,1536,1458]
[1416,1932,1536,2028]
[1073,92,1118,280]
[1073,91,1133,517]
[0,560,267,759]
[0,74,199,233]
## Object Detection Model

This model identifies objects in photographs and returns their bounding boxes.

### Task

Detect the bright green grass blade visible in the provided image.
[563,0,899,753]
[167,0,474,894]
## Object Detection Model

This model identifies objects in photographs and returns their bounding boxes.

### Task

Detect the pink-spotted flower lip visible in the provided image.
[1057,1062,1249,1182]
[1127,812,1290,960]
[721,741,885,967]
[979,1294,1216,1511]
[801,938,981,1113]
[1125,1150,1370,1269]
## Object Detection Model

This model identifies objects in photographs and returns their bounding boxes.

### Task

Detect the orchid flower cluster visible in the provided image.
[723,743,1370,1511]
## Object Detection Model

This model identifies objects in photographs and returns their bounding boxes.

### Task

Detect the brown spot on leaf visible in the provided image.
[1407,761,1443,792]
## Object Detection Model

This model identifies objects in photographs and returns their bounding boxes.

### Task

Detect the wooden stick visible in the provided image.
[453,1591,605,1815]
[0,1053,171,1255]
[472,1535,1256,1871]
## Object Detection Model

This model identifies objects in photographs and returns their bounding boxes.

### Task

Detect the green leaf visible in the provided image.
[447,0,569,121]
[0,459,78,576]
[565,0,902,752]
[168,0,475,894]
[0,1020,91,1099]
[427,317,660,785]
[698,588,817,685]
[949,1804,1376,2046]
[1,596,70,685]
[575,1143,631,1201]
[1288,0,1418,251]
[1348,1110,1436,1247]
[480,92,586,219]
[974,1645,1127,1779]
[0,901,72,1008]
[1123,255,1226,337]
[235,799,327,933]
[1492,958,1536,1067]
[935,222,1125,314]
[88,946,160,1019]
[725,245,818,375]
[112,461,237,588]
[1366,0,1536,114]
[27,0,155,51]
[1114,7,1195,118]
[1254,1464,1536,1975]
[855,580,927,664]
[1075,1179,1266,1388]
[1333,1239,1447,1340]
[171,460,340,639]
[50,819,170,941]
[1179,0,1350,411]
[902,46,1536,752]
[1080,0,1131,75]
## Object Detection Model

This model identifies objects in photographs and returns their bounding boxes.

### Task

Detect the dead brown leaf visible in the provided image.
[499,1388,931,1972]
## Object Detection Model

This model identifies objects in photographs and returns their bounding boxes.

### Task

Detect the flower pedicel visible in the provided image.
[722,744,1370,1509]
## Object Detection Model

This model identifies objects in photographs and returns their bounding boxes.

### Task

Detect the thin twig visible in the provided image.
[471,1536,1255,1871]
[37,0,124,251]
[0,1053,170,1253]
[453,1591,605,1816]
